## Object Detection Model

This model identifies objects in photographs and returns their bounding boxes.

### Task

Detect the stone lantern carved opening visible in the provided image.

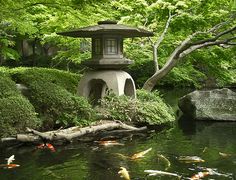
[124,79,135,97]
[88,79,108,104]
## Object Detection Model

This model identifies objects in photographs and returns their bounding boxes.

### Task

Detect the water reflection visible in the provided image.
[0,122,235,180]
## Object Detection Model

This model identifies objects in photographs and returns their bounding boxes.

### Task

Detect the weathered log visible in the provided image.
[1,120,147,143]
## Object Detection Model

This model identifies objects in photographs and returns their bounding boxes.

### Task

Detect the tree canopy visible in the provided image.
[0,0,235,89]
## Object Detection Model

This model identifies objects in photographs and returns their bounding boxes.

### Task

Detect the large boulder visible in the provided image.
[178,88,236,121]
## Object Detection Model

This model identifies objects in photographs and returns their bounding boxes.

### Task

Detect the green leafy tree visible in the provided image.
[112,0,236,90]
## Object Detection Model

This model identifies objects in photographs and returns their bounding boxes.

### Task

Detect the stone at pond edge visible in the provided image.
[178,88,236,121]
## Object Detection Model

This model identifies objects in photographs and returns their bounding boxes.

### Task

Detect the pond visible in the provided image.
[0,89,236,180]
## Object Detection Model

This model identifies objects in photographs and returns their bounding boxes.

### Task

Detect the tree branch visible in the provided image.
[142,24,236,91]
[155,10,176,48]
[179,38,235,58]
[151,10,177,72]
[190,25,236,47]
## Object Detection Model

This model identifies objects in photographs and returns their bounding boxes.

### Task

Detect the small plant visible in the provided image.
[97,89,175,125]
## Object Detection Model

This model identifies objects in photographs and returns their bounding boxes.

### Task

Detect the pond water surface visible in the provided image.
[0,89,236,180]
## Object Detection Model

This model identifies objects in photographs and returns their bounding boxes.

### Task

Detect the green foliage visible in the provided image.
[0,72,20,98]
[0,0,235,88]
[97,90,175,125]
[115,0,236,88]
[159,63,207,88]
[0,74,39,137]
[9,67,95,129]
[0,96,40,137]
[10,67,81,94]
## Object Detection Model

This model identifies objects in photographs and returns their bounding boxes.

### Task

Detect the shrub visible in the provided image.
[0,96,40,137]
[9,67,95,129]
[0,74,39,137]
[28,81,95,128]
[0,75,20,98]
[97,89,175,125]
[10,67,81,94]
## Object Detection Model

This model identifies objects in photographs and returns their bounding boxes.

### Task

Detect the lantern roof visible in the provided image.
[57,20,154,38]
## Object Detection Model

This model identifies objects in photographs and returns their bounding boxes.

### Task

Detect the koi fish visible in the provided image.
[37,143,56,152]
[118,167,130,180]
[4,164,20,169]
[6,155,15,165]
[178,156,205,163]
[98,140,124,146]
[219,152,233,158]
[157,154,171,169]
[144,170,181,178]
[130,148,152,160]
[190,171,210,180]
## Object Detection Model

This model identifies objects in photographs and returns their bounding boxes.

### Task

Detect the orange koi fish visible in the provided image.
[37,143,56,152]
[4,164,20,169]
[130,148,152,160]
[118,167,130,180]
[98,140,124,146]
[190,171,210,180]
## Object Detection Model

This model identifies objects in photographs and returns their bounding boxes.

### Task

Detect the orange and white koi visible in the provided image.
[118,167,130,180]
[98,140,124,146]
[190,171,210,180]
[130,148,152,160]
[37,143,56,152]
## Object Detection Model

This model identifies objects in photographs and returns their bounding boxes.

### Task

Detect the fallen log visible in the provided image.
[1,120,147,144]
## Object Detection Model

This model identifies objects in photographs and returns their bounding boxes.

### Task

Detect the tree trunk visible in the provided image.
[142,22,236,92]
[153,45,159,72]
[142,57,179,91]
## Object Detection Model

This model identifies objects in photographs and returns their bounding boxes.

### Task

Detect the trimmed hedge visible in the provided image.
[0,96,40,137]
[10,67,81,94]
[0,74,39,137]
[9,67,95,129]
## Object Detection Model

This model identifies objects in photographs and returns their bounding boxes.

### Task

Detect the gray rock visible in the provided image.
[16,83,28,95]
[178,88,236,121]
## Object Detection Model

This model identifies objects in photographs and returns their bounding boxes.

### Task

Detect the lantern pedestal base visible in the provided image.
[78,70,136,103]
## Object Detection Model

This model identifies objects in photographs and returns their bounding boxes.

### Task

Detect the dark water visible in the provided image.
[0,89,236,180]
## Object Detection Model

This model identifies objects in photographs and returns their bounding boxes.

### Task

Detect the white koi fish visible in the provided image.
[6,155,15,165]
[144,170,181,178]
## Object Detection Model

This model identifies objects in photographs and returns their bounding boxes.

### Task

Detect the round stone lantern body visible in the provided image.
[78,70,136,103]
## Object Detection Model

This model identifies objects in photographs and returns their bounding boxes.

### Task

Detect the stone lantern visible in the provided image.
[58,20,153,102]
